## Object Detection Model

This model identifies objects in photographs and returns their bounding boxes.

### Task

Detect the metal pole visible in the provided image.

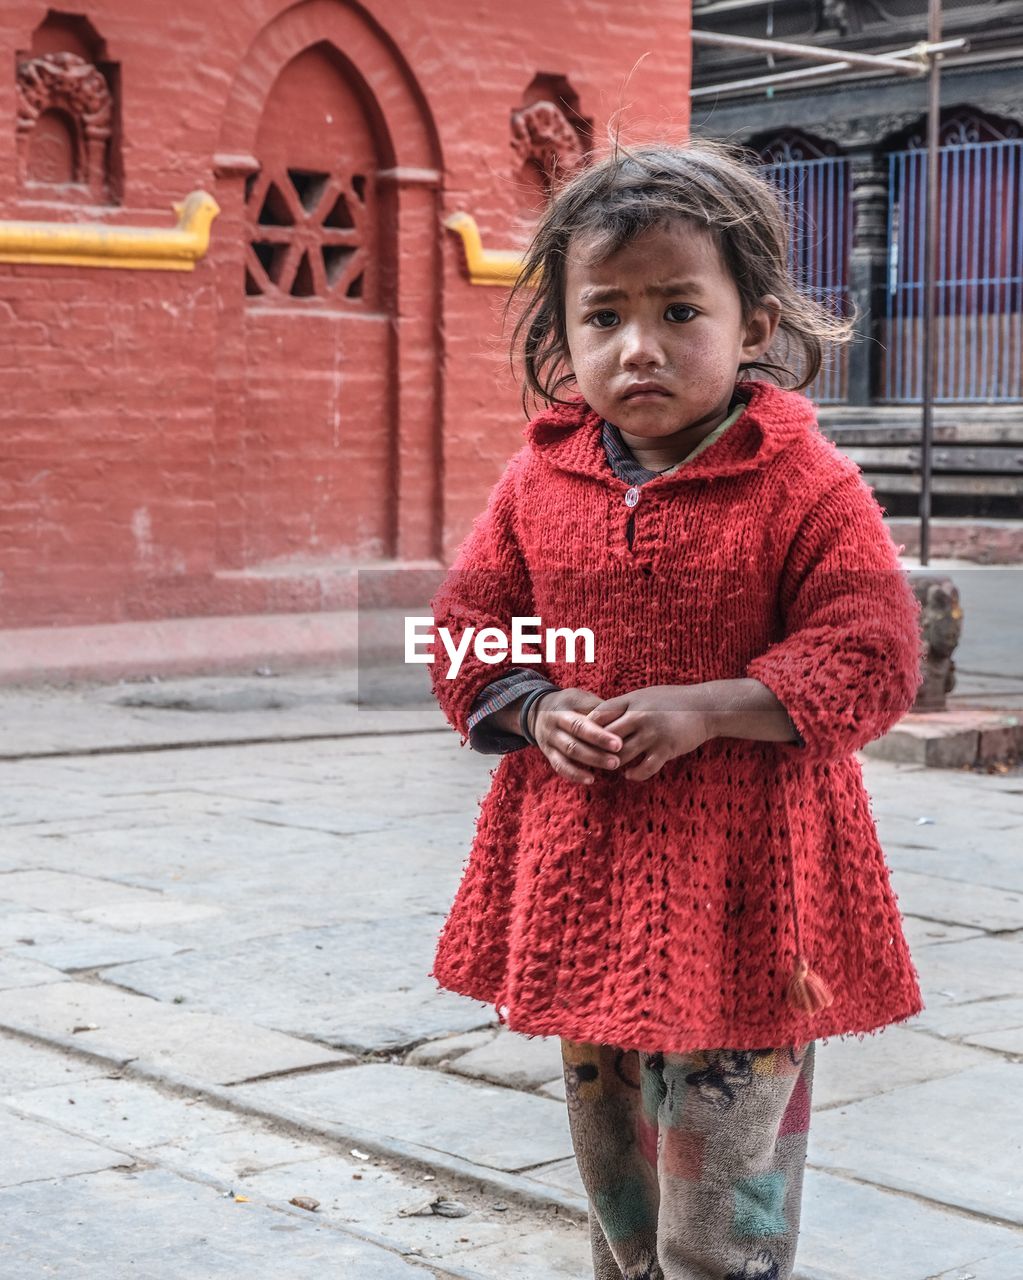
[689,38,967,99]
[920,0,943,566]
[690,28,924,74]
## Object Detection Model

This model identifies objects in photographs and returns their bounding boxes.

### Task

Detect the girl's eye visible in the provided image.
[588,310,619,328]
[666,303,697,323]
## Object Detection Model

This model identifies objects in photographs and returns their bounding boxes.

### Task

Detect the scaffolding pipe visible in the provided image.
[691,28,926,73]
[689,38,966,98]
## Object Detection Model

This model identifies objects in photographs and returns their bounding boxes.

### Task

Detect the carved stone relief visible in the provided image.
[16,51,112,199]
[510,100,585,192]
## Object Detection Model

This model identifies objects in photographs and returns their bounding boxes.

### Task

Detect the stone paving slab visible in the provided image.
[240,1154,588,1276]
[448,1029,564,1092]
[8,1073,248,1151]
[4,1031,589,1280]
[886,844,1023,906]
[0,1030,108,1092]
[522,1156,586,1201]
[900,916,983,948]
[881,798,1021,836]
[882,824,1023,878]
[931,1246,1023,1280]
[99,920,495,1052]
[0,868,185,914]
[890,868,1023,933]
[963,1024,1023,1054]
[8,1054,1014,1280]
[874,787,1022,823]
[0,981,351,1085]
[0,1104,131,1186]
[76,899,224,929]
[808,1061,1023,1225]
[0,952,69,989]
[811,1026,992,1111]
[239,1063,574,1173]
[185,796,397,837]
[0,674,446,759]
[24,816,330,865]
[908,937,1023,1037]
[0,909,183,970]
[538,1076,567,1102]
[442,1229,594,1279]
[868,781,1022,824]
[0,1165,432,1279]
[108,903,319,952]
[798,1167,1023,1280]
[148,1124,328,1185]
[916,995,1023,1042]
[405,1030,495,1067]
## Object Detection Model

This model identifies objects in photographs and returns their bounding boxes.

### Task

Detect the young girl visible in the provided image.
[427,141,923,1280]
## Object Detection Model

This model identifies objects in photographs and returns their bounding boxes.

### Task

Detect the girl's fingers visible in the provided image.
[610,729,646,768]
[545,748,596,785]
[586,700,629,728]
[616,741,648,769]
[624,751,665,781]
[559,709,622,753]
[594,712,631,738]
[552,730,620,772]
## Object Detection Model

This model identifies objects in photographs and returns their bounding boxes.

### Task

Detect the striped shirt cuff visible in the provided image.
[467,668,560,754]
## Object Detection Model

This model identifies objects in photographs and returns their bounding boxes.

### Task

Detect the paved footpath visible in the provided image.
[0,669,1020,1279]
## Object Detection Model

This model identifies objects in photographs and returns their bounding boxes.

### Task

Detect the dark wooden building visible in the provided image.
[691,0,1023,549]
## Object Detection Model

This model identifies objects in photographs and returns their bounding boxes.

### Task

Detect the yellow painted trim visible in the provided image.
[445,212,528,287]
[0,190,220,271]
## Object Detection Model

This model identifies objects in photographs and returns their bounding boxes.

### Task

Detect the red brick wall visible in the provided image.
[0,1,691,628]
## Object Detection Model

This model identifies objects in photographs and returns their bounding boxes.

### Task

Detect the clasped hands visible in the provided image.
[527,685,715,784]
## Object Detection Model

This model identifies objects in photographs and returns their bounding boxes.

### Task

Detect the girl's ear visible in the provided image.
[741,294,782,359]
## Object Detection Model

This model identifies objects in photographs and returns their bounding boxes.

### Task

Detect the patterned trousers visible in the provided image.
[560,1039,815,1280]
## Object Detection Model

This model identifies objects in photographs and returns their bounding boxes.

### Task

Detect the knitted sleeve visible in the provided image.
[428,454,549,745]
[745,470,923,763]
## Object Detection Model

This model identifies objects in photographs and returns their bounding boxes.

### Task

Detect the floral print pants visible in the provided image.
[560,1039,815,1280]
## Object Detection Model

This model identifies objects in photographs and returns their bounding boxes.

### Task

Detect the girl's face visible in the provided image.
[563,218,780,445]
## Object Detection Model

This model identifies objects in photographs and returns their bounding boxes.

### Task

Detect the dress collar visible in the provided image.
[522,379,816,485]
[601,396,747,484]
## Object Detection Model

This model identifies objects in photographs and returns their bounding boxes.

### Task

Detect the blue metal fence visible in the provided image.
[761,155,852,404]
[885,139,1023,403]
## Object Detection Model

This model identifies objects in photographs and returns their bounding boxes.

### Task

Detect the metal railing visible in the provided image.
[761,155,852,404]
[885,138,1023,403]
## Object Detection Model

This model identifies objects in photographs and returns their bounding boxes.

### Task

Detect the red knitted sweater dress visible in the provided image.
[428,379,925,1053]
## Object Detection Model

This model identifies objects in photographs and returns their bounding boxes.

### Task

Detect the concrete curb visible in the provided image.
[0,612,359,686]
[863,704,1023,769]
[0,722,448,763]
[0,1020,589,1223]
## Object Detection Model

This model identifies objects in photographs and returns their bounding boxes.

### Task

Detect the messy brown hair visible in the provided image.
[507,138,854,409]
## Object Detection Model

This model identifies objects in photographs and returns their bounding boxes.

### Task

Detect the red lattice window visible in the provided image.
[244,166,370,302]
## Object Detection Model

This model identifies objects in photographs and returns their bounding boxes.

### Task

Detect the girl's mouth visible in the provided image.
[623,386,671,400]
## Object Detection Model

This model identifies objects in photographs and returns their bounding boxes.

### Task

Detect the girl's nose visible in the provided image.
[620,323,665,369]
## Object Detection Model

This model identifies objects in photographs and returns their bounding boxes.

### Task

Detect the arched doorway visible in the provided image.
[240,42,391,565]
[213,2,443,587]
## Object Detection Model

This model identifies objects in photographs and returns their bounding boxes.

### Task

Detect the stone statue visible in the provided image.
[909,574,963,712]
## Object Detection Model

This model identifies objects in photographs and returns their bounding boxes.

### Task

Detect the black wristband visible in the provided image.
[518,687,557,746]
